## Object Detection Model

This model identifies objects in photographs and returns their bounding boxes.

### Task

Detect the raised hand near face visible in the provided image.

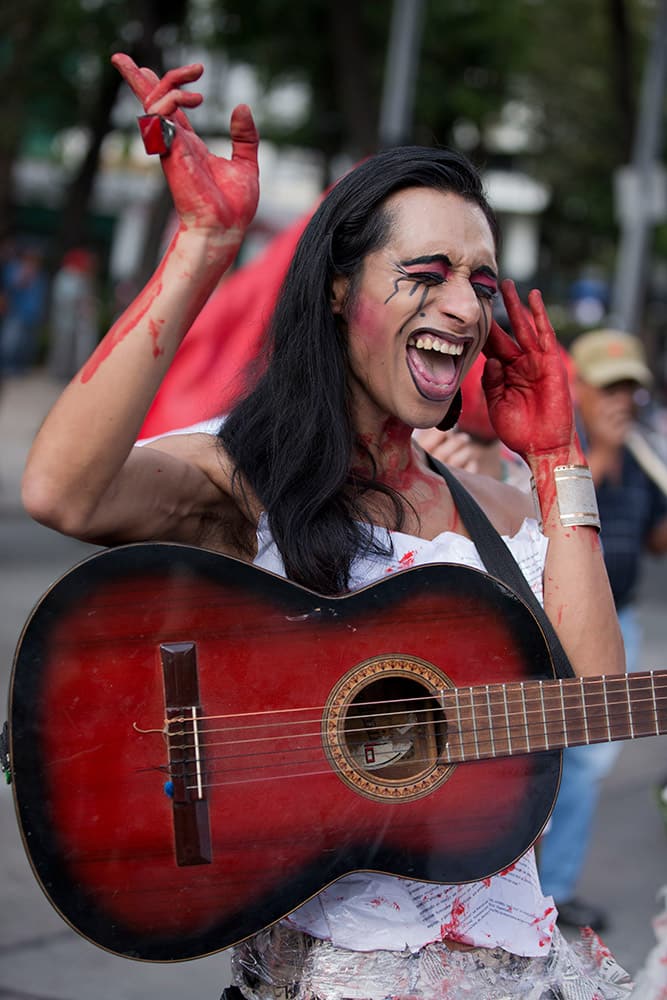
[481,280,582,462]
[111,54,259,244]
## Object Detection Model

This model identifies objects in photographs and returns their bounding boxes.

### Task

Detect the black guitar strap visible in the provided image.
[427,455,575,680]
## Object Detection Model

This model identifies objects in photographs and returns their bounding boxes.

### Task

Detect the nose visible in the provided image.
[434,275,482,327]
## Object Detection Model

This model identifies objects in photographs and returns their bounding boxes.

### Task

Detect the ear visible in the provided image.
[331,274,349,315]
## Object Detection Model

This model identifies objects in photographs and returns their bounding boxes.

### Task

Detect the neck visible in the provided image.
[352,419,419,487]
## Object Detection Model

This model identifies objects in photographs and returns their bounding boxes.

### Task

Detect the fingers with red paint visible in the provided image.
[112,55,202,137]
[481,280,576,461]
[483,318,520,365]
[229,104,261,164]
[143,63,204,118]
[111,52,259,242]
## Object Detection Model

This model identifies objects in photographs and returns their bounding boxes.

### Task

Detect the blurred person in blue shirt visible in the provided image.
[538,328,667,933]
[0,243,48,375]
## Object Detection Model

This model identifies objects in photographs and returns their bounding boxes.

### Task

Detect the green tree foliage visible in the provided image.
[204,0,388,157]
[0,0,188,249]
[212,0,532,158]
[213,0,661,285]
[3,0,662,291]
[413,0,532,153]
[517,0,658,281]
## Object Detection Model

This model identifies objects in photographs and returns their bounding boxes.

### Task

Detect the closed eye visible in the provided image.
[472,280,497,300]
[413,271,445,286]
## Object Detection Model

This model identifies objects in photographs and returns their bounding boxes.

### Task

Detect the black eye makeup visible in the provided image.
[470,267,499,300]
[384,254,498,305]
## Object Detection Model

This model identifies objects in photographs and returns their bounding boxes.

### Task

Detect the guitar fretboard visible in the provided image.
[441,670,667,763]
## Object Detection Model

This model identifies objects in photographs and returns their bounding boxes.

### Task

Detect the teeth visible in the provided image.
[409,336,464,356]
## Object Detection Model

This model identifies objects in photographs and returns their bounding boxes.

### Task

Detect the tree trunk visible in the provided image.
[326,1,380,157]
[606,0,636,163]
[52,0,189,270]
[0,7,39,240]
[51,64,124,266]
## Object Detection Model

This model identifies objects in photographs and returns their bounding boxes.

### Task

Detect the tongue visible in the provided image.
[407,346,457,393]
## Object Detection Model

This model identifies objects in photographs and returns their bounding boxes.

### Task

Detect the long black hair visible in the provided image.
[219,145,498,595]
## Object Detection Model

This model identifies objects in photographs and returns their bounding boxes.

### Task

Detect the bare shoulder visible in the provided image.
[453,467,534,537]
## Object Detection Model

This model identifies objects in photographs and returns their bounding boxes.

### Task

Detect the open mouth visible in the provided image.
[406,330,469,402]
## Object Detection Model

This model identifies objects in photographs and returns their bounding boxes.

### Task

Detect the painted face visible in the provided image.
[576,377,640,444]
[338,187,498,433]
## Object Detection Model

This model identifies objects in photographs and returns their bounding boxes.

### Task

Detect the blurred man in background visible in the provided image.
[537,328,667,931]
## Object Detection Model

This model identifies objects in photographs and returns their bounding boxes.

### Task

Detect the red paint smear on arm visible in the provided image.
[80,278,164,383]
[148,317,165,358]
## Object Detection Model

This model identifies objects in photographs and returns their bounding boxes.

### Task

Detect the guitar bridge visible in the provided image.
[161,642,212,866]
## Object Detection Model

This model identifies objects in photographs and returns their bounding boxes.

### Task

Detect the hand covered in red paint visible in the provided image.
[482,280,575,461]
[112,54,259,242]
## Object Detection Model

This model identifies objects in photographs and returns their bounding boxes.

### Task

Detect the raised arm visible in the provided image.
[482,281,625,678]
[22,55,259,550]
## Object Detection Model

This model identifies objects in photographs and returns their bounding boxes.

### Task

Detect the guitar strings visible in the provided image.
[180,693,665,768]
[165,672,667,730]
[178,696,666,793]
[152,685,667,789]
[177,706,667,792]
[175,715,667,792]
[165,675,667,747]
[167,686,667,761]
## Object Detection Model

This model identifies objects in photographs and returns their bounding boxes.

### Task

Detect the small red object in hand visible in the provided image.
[137,114,175,156]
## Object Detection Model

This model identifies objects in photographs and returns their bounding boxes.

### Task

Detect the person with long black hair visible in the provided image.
[22,56,630,999]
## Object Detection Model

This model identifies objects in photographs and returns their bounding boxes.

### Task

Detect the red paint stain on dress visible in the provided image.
[499,861,517,876]
[369,896,400,911]
[581,927,613,964]
[534,910,556,948]
[398,550,416,568]
[440,898,466,940]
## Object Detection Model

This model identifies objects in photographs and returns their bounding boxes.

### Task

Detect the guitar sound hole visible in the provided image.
[344,676,446,782]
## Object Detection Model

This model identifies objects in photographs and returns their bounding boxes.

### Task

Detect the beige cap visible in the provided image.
[570,328,653,388]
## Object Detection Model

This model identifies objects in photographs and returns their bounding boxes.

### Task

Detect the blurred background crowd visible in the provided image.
[1,0,667,395]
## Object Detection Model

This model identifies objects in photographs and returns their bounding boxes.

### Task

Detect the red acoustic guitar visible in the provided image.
[5,542,666,962]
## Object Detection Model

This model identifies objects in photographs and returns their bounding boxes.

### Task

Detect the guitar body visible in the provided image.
[8,543,560,961]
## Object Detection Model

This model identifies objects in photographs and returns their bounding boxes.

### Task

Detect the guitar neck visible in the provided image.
[442,670,667,763]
